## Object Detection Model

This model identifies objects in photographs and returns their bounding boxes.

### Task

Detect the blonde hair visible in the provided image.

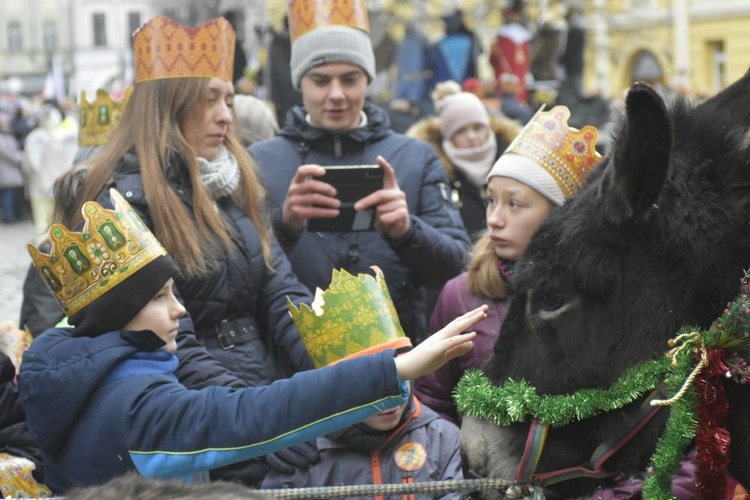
[466,232,507,300]
[71,78,271,278]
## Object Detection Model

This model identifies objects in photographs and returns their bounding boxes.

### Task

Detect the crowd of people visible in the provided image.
[0,1,745,499]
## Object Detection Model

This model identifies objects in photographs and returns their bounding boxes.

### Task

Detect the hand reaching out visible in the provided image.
[354,155,411,240]
[394,305,487,381]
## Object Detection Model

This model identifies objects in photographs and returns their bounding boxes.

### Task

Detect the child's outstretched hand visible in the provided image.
[394,305,487,381]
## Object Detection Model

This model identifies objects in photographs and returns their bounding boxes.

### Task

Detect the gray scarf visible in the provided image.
[197,146,240,199]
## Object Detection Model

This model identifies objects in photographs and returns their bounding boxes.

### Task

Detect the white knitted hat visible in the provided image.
[290,26,375,89]
[436,92,491,140]
[487,152,566,206]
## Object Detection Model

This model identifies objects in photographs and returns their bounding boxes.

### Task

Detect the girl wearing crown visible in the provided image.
[51,16,322,486]
[64,17,315,393]
[21,189,487,493]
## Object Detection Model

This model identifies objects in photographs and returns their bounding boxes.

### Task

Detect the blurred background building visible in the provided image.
[1,0,749,113]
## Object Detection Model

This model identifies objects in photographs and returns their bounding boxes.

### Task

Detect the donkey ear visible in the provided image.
[695,67,750,127]
[598,83,671,225]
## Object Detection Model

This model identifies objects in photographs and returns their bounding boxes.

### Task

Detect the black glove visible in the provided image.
[265,441,321,474]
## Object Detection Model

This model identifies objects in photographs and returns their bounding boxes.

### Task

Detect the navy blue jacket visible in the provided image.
[98,152,314,386]
[249,102,471,341]
[18,328,408,493]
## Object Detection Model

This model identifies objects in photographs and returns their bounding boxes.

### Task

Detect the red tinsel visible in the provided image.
[695,347,731,499]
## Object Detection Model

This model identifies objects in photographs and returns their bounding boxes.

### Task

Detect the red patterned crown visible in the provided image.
[27,189,168,316]
[504,106,600,198]
[78,87,132,147]
[288,0,370,42]
[133,16,235,83]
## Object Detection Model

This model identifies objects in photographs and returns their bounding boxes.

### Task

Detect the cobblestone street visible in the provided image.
[0,220,35,326]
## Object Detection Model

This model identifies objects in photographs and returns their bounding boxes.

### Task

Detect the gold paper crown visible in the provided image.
[27,189,168,316]
[288,0,370,42]
[133,16,235,83]
[77,87,132,147]
[288,267,411,368]
[506,106,600,198]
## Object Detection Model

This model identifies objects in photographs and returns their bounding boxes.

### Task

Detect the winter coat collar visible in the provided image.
[279,101,393,144]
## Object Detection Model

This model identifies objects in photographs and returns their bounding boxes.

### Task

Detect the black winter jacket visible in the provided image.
[249,102,472,342]
[98,152,314,387]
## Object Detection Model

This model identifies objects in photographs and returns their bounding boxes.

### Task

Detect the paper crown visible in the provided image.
[77,87,132,147]
[27,189,168,316]
[288,267,411,368]
[288,0,370,42]
[504,106,600,198]
[133,16,235,83]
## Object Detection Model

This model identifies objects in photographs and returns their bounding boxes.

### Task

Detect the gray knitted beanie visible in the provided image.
[290,26,375,89]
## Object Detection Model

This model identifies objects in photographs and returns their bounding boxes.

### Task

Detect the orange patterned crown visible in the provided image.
[288,267,411,368]
[288,0,370,42]
[78,87,132,147]
[133,16,235,83]
[27,189,168,316]
[505,106,600,198]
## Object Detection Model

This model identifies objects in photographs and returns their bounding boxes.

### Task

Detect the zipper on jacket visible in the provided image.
[334,134,342,157]
[371,451,385,500]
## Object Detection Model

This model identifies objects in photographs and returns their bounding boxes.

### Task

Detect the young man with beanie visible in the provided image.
[249,0,472,347]
[19,189,487,494]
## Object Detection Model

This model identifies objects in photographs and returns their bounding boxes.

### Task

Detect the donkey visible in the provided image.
[460,71,750,498]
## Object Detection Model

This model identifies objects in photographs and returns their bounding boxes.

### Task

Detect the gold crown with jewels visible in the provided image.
[505,105,600,198]
[133,16,235,83]
[77,87,132,147]
[288,267,412,368]
[288,0,370,42]
[27,189,168,316]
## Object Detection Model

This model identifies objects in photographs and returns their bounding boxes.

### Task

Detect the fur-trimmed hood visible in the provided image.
[405,114,523,181]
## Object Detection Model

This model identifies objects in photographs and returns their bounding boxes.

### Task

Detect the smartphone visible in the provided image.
[307,165,384,232]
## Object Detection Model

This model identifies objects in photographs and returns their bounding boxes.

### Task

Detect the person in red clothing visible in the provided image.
[489,0,533,104]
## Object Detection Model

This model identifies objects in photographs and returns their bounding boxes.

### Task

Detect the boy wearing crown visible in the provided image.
[249,0,472,346]
[18,189,486,494]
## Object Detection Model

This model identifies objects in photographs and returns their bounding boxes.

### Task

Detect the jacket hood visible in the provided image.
[279,101,393,145]
[18,329,142,455]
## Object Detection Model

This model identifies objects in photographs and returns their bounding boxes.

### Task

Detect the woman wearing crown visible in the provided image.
[53,16,319,485]
[65,17,316,390]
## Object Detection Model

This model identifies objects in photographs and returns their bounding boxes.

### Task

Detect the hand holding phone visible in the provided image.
[307,165,384,232]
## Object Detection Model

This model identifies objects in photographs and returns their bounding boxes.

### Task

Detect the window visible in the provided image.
[93,13,107,47]
[8,22,22,52]
[127,12,142,42]
[708,40,727,92]
[44,21,57,52]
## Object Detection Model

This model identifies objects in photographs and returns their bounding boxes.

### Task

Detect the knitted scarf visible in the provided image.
[442,133,498,188]
[197,146,240,200]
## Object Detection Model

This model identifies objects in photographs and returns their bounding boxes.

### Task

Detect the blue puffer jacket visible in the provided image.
[98,152,314,386]
[18,329,408,494]
[249,102,471,341]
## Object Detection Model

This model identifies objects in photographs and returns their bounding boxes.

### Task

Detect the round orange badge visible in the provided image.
[394,441,427,472]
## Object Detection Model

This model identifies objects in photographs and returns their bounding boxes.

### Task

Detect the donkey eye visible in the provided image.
[536,292,566,312]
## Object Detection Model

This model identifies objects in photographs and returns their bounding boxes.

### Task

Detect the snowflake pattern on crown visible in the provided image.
[133,16,235,83]
[27,189,167,316]
[288,0,370,42]
[506,106,600,198]
[288,267,411,368]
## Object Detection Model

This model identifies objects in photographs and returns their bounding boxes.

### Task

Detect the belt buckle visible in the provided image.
[215,319,236,350]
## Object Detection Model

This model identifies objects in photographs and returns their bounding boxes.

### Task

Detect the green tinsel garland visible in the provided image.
[454,271,750,499]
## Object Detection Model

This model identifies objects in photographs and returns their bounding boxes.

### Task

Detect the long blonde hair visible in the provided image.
[466,232,507,300]
[71,78,271,277]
